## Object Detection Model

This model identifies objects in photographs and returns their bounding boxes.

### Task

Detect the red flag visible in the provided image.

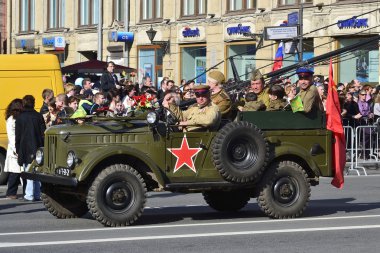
[272,42,284,71]
[326,58,346,189]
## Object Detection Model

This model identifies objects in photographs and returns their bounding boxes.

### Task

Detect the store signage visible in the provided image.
[15,39,35,50]
[337,18,369,29]
[226,24,251,35]
[42,36,65,51]
[264,26,298,40]
[108,31,134,43]
[42,37,55,47]
[288,12,299,26]
[54,37,65,50]
[182,27,200,37]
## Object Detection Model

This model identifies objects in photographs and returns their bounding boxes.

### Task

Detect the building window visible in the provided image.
[339,37,378,83]
[182,0,207,17]
[20,0,35,32]
[48,0,65,29]
[278,0,312,6]
[181,46,207,84]
[113,0,125,22]
[141,0,162,21]
[138,46,163,88]
[79,0,99,26]
[226,44,256,80]
[227,0,255,12]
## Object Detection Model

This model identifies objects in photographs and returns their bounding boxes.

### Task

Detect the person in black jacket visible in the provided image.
[100,61,119,93]
[16,95,46,201]
[39,89,54,114]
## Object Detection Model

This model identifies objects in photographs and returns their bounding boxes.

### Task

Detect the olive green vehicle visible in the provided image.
[22,109,332,227]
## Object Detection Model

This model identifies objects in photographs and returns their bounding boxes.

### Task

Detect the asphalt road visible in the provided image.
[1,175,380,253]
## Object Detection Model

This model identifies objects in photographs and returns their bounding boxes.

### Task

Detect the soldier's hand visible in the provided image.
[163,94,173,108]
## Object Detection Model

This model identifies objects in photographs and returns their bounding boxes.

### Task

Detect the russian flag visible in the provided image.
[272,42,284,71]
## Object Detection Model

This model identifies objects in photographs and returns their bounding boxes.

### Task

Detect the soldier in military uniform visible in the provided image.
[249,69,270,107]
[207,70,232,119]
[238,92,266,111]
[162,85,221,132]
[266,85,288,111]
[296,68,323,113]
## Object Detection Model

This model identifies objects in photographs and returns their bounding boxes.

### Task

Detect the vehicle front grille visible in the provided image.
[46,135,57,170]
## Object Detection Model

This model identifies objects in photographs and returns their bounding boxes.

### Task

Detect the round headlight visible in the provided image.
[146,111,158,125]
[66,151,76,169]
[35,148,44,166]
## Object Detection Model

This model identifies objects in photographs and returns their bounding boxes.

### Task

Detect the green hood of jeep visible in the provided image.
[45,120,150,135]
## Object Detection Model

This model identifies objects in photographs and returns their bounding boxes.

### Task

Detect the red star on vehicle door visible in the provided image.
[167,135,202,173]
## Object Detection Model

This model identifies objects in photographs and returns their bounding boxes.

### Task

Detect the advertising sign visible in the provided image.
[54,37,65,51]
[108,31,134,43]
[264,26,298,40]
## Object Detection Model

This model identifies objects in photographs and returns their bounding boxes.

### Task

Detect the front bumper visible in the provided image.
[21,171,78,187]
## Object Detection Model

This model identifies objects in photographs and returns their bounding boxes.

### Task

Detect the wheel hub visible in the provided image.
[105,182,133,211]
[232,144,247,161]
[273,177,299,206]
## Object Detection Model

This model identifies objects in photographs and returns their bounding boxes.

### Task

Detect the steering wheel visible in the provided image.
[162,107,179,125]
[159,107,182,132]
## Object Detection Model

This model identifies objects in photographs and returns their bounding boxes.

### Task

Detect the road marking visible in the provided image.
[1,224,380,248]
[0,214,380,236]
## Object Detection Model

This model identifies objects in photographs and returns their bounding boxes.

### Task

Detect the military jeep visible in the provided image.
[22,109,332,227]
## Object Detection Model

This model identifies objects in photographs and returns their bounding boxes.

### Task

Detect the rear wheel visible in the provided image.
[0,153,9,185]
[203,190,251,212]
[257,161,310,218]
[41,183,88,218]
[87,164,147,227]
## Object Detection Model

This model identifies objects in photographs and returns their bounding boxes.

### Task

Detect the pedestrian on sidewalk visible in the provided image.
[4,99,24,199]
[16,95,46,201]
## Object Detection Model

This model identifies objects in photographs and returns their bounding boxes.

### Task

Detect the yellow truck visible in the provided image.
[0,54,64,184]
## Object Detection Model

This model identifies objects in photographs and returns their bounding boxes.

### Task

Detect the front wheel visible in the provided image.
[257,161,310,219]
[87,164,147,227]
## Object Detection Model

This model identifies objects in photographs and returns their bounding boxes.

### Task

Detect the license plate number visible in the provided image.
[55,168,70,176]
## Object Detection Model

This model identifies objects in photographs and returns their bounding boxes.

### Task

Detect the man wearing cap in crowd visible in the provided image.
[207,70,232,119]
[162,85,221,132]
[248,69,270,108]
[296,67,323,113]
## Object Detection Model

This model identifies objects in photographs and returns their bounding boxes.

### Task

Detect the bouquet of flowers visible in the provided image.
[132,94,156,111]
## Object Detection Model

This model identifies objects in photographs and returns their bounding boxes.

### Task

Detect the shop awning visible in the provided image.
[61,59,136,74]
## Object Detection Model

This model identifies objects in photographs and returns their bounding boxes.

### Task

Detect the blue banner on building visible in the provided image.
[109,31,134,43]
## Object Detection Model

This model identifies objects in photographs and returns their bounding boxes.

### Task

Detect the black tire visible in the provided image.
[203,190,251,212]
[0,153,9,185]
[212,121,269,183]
[41,183,88,218]
[257,161,311,219]
[87,164,147,227]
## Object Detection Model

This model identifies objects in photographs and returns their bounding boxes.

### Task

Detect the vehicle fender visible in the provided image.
[77,145,166,185]
[270,142,321,176]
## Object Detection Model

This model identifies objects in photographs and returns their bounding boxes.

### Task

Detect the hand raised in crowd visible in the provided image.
[162,93,174,108]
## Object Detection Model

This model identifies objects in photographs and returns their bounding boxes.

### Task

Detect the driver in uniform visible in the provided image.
[162,85,221,132]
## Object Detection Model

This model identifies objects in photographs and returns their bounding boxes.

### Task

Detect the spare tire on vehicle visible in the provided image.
[212,121,269,183]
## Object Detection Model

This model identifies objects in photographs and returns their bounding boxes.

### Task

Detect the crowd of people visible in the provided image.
[4,60,380,200]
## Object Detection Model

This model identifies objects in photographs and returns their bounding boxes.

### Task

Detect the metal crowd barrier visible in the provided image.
[343,119,380,176]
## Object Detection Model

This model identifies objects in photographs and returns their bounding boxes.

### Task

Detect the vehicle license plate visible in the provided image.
[55,168,71,176]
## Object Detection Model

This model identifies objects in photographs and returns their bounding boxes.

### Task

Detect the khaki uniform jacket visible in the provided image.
[169,102,221,132]
[211,89,232,119]
[242,101,266,111]
[257,88,271,108]
[299,85,324,113]
[266,99,288,111]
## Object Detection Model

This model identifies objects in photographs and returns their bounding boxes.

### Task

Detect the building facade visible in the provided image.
[6,0,380,86]
[0,0,7,54]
